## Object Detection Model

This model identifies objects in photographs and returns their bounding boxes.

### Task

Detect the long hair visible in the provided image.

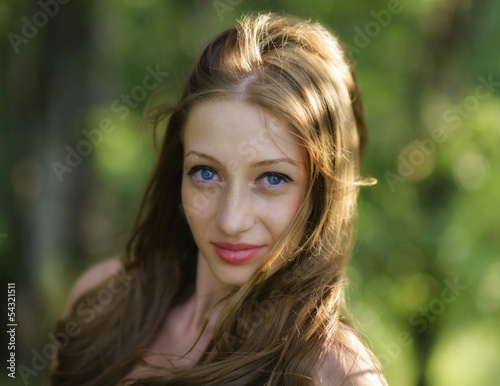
[49,12,381,385]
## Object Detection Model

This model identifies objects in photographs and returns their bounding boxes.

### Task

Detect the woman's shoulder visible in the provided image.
[64,256,124,316]
[314,322,388,386]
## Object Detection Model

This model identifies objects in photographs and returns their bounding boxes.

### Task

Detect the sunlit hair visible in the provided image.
[50,12,384,385]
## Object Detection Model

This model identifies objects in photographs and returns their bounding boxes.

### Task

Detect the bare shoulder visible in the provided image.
[314,322,388,386]
[64,257,124,316]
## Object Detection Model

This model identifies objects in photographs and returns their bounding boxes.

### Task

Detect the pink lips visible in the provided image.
[212,242,264,264]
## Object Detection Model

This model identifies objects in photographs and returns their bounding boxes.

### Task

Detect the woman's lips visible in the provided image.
[212,242,264,264]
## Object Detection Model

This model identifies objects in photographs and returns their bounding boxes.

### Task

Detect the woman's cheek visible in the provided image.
[182,181,217,220]
[261,195,299,236]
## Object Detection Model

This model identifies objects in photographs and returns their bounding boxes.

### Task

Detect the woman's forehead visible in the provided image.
[183,100,306,165]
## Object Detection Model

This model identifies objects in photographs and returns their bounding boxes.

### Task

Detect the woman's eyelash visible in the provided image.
[187,165,216,175]
[187,166,293,184]
[259,172,293,183]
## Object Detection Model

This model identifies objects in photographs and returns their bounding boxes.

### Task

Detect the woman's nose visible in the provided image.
[215,183,254,236]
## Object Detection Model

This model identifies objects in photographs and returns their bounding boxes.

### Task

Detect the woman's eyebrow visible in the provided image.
[185,150,299,168]
[184,150,221,165]
[251,158,299,167]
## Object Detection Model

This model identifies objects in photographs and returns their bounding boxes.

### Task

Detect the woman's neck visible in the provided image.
[182,252,235,332]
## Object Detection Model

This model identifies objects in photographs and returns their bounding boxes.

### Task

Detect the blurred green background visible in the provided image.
[1,0,499,385]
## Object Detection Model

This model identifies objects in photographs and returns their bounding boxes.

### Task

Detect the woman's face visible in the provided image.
[181,100,308,290]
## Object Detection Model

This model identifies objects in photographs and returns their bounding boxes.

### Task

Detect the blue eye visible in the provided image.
[200,168,215,180]
[266,174,284,185]
[261,173,292,186]
[188,166,219,182]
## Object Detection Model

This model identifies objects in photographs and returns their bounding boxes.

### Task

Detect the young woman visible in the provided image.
[49,12,387,385]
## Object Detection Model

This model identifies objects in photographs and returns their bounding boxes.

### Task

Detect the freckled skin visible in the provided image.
[181,100,308,292]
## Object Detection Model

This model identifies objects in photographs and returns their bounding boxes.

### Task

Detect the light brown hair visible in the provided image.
[50,12,384,385]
